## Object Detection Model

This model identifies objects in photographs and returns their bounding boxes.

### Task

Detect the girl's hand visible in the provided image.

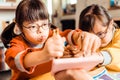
[54,69,93,80]
[73,31,101,56]
[43,29,66,58]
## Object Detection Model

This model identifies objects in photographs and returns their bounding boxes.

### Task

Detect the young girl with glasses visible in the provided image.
[79,4,120,71]
[78,4,120,80]
[55,4,120,80]
[1,0,101,80]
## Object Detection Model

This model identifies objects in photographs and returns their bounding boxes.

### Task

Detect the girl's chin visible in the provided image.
[32,39,45,44]
[101,40,111,47]
[37,38,45,42]
[37,39,46,44]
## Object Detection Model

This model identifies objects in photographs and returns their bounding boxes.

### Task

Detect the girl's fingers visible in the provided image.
[67,69,93,80]
[92,37,101,52]
[77,32,82,50]
[81,34,89,55]
[48,37,65,58]
[86,37,94,55]
[55,70,75,80]
[80,32,101,56]
[62,37,66,44]
[53,28,60,38]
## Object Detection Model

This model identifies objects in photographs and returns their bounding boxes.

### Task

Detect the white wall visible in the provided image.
[0,0,20,34]
[109,9,120,18]
[52,0,63,30]
[0,10,15,34]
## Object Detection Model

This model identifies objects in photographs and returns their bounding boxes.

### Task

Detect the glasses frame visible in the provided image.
[93,23,110,39]
[23,23,51,32]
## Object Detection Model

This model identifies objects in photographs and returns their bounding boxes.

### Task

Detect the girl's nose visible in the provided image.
[37,27,44,33]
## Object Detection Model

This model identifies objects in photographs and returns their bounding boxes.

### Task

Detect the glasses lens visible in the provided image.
[42,23,50,30]
[23,23,50,32]
[99,34,105,39]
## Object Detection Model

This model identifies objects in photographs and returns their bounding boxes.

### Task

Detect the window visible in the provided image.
[62,0,77,15]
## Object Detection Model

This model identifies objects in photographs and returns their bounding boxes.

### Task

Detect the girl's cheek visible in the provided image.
[101,42,108,47]
[45,30,49,37]
[101,35,112,47]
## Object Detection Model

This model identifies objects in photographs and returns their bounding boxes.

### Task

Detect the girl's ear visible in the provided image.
[109,19,114,29]
[110,19,114,26]
[14,24,21,35]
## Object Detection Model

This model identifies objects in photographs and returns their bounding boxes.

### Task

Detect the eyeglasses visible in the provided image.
[23,23,51,32]
[93,24,110,39]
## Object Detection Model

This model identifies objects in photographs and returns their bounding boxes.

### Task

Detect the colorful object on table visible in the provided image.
[93,69,113,80]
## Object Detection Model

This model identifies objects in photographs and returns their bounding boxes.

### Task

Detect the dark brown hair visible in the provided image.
[1,0,49,48]
[16,0,49,29]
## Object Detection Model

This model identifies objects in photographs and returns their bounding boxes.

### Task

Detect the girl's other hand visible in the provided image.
[75,31,101,56]
[54,69,93,80]
[44,28,66,58]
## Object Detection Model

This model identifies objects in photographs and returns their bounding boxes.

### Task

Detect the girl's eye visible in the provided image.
[98,33,102,36]
[43,24,47,26]
[102,23,107,26]
[30,26,36,29]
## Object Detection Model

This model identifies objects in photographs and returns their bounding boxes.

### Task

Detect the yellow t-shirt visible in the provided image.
[100,29,120,72]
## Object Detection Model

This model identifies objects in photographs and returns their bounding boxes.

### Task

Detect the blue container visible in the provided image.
[110,0,115,7]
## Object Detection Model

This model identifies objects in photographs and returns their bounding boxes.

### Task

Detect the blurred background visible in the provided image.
[0,0,120,32]
[0,0,120,79]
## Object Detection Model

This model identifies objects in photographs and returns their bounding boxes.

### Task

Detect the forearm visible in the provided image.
[55,69,93,80]
[24,50,51,68]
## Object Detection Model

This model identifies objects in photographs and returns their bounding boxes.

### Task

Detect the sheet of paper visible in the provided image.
[51,54,103,74]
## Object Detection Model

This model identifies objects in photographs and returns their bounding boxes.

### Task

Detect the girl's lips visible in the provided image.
[37,36,47,42]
